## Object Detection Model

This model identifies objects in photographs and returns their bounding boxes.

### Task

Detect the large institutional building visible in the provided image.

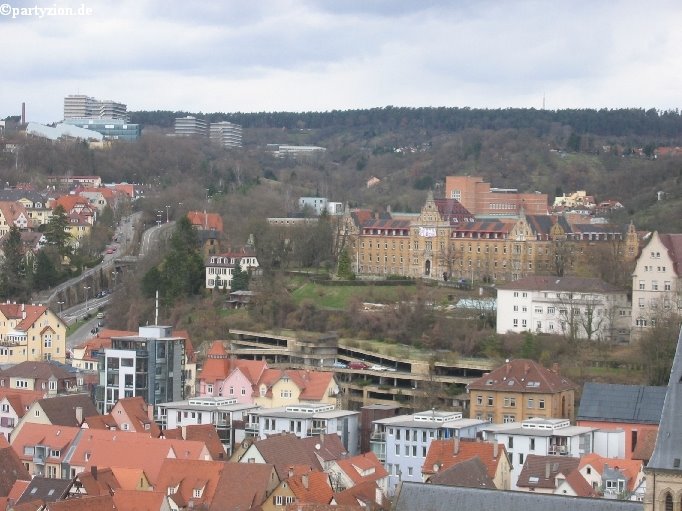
[209,121,243,148]
[63,94,128,120]
[346,187,639,284]
[445,175,549,216]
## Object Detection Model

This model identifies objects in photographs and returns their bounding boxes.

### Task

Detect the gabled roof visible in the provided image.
[0,435,30,497]
[11,424,81,458]
[562,468,599,498]
[163,424,226,460]
[113,396,160,436]
[648,326,682,471]
[333,480,380,509]
[0,389,44,418]
[427,456,495,489]
[577,382,666,424]
[35,393,98,427]
[393,482,644,511]
[209,462,276,511]
[422,439,506,480]
[249,433,346,480]
[287,470,333,504]
[0,304,57,332]
[0,360,72,381]
[111,490,167,511]
[657,233,682,276]
[187,211,224,232]
[433,198,473,222]
[497,275,624,294]
[154,458,224,509]
[15,477,72,505]
[45,494,115,511]
[256,369,335,401]
[198,341,231,383]
[516,454,579,489]
[333,452,387,486]
[467,359,576,394]
[579,453,642,492]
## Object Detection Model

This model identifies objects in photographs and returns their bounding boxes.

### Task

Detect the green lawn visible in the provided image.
[291,282,417,310]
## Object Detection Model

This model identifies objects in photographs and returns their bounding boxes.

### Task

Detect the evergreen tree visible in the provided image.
[231,260,249,292]
[336,248,355,280]
[44,205,71,255]
[33,250,58,291]
[0,226,27,300]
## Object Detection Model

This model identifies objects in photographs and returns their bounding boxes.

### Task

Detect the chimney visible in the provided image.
[181,425,187,440]
[91,466,97,480]
[493,443,499,459]
[552,362,560,374]
[319,433,325,443]
[453,437,460,455]
[288,466,294,478]
[75,406,83,424]
[147,403,154,421]
[21,102,25,125]
[545,462,551,479]
[302,474,309,489]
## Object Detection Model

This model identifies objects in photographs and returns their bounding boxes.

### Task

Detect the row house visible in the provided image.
[368,409,488,494]
[244,402,359,455]
[10,423,213,481]
[205,247,259,290]
[496,276,631,342]
[0,304,67,364]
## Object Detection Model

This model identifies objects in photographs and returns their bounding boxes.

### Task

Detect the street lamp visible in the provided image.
[57,301,64,317]
[156,210,162,227]
[83,286,91,313]
[111,271,118,289]
[165,205,170,223]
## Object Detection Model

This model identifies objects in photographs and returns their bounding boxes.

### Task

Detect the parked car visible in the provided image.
[106,248,114,254]
[348,361,369,370]
[332,361,348,369]
[370,364,387,371]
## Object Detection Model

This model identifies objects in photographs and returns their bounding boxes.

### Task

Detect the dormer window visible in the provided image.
[193,487,204,498]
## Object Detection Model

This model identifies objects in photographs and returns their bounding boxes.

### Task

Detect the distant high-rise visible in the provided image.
[63,94,128,121]
[209,121,242,148]
[175,116,208,137]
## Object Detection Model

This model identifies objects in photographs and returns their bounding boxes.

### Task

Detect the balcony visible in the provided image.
[548,445,568,456]
[245,422,259,433]
[307,427,327,436]
[370,431,386,442]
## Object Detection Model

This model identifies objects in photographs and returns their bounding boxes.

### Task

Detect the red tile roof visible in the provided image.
[288,470,333,504]
[209,462,276,511]
[162,424,226,461]
[422,439,506,481]
[579,453,643,491]
[563,468,599,498]
[516,454,580,489]
[427,456,495,488]
[466,358,576,394]
[154,458,224,509]
[255,369,335,401]
[187,211,224,232]
[333,452,387,486]
[111,489,167,511]
[114,397,160,437]
[0,389,44,418]
[333,480,381,508]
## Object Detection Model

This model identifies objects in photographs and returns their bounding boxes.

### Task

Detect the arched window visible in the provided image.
[665,491,673,511]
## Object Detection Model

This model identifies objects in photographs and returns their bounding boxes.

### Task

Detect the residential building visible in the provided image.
[174,116,208,137]
[211,462,279,511]
[0,188,50,228]
[552,190,596,210]
[161,424,226,462]
[643,325,682,511]
[0,435,31,498]
[10,393,98,441]
[0,361,78,395]
[46,175,102,189]
[495,276,631,342]
[631,231,682,336]
[209,121,242,148]
[239,433,347,481]
[421,438,511,490]
[70,335,113,372]
[187,210,225,256]
[72,466,152,497]
[0,201,29,235]
[63,95,127,120]
[83,396,160,436]
[425,456,496,489]
[205,247,259,290]
[577,382,666,459]
[515,454,581,493]
[0,304,67,364]
[253,368,339,409]
[483,418,599,489]
[156,396,258,457]
[298,197,343,216]
[196,341,266,403]
[0,388,44,440]
[466,358,577,423]
[368,410,488,494]
[445,175,549,216]
[579,453,645,500]
[10,423,212,481]
[327,452,388,494]
[244,403,359,455]
[264,469,333,510]
[359,404,401,454]
[153,458,224,509]
[95,325,188,413]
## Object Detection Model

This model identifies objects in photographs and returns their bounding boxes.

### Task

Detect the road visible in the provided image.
[140,220,175,257]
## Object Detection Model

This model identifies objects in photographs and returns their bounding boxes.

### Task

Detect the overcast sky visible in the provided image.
[2,0,681,123]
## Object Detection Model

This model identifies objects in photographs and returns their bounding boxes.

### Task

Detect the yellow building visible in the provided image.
[0,304,67,364]
[466,359,577,423]
[253,369,339,409]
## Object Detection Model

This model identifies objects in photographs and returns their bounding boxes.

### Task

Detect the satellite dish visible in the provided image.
[315,444,321,450]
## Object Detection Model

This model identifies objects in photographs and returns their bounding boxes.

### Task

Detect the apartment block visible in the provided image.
[174,116,208,137]
[209,121,242,148]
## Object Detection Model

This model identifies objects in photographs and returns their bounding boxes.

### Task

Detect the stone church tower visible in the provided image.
[644,327,682,511]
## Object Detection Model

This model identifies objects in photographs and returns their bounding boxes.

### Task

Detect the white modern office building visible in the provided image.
[209,121,242,148]
[174,116,208,137]
[64,94,127,120]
